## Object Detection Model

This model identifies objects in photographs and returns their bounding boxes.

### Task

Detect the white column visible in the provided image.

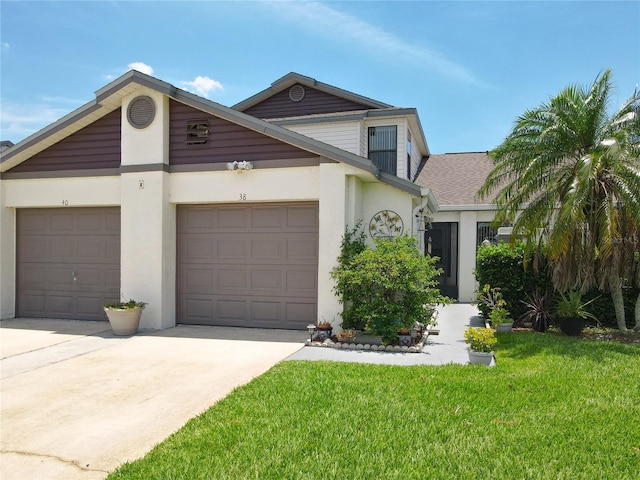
[120,91,175,330]
[458,211,478,302]
[0,203,16,319]
[317,163,346,327]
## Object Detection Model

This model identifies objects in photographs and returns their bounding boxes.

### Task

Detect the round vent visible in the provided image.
[127,96,156,129]
[289,85,305,102]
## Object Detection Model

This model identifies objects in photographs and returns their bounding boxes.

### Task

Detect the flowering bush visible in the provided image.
[463,327,497,352]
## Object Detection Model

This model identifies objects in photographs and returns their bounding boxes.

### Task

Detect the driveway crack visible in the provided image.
[1,449,109,474]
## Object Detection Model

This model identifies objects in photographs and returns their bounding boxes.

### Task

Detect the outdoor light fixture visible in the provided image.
[226,160,253,172]
[307,324,317,344]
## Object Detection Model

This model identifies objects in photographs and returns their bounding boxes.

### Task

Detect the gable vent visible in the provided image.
[127,96,156,129]
[289,85,305,102]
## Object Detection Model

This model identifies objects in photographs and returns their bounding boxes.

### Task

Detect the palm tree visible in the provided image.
[478,70,640,331]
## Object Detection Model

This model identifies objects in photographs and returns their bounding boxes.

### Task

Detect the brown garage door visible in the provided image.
[177,203,318,329]
[16,208,121,321]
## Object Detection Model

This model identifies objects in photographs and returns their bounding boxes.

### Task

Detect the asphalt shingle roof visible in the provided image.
[415,152,495,207]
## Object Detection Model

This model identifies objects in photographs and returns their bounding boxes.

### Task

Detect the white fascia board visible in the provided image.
[420,187,440,213]
[437,204,497,211]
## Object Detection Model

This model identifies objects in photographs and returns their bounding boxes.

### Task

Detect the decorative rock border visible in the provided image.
[305,309,439,353]
[305,328,435,353]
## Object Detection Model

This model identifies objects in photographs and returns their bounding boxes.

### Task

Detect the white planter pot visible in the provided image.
[496,322,513,333]
[468,350,494,366]
[104,307,144,336]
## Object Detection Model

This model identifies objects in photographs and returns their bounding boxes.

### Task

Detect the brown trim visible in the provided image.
[120,164,170,173]
[1,168,121,180]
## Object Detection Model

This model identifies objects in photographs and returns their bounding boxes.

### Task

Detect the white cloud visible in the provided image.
[267,1,479,85]
[1,42,9,52]
[0,100,79,143]
[180,76,223,98]
[127,62,154,75]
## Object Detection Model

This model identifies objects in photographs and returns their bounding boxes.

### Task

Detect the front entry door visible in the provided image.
[426,222,458,300]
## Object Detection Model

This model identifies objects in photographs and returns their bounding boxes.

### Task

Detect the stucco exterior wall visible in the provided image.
[0,79,421,330]
[431,208,496,302]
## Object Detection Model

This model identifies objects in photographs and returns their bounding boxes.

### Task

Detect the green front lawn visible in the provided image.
[109,333,640,479]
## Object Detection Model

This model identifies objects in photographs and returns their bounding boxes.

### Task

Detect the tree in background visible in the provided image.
[479,70,640,330]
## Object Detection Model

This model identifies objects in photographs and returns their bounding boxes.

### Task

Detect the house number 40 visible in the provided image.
[239,194,247,201]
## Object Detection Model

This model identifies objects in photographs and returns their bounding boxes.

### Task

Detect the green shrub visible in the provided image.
[332,235,449,343]
[475,242,639,328]
[474,242,552,319]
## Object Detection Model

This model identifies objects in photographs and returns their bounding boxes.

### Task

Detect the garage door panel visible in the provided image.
[251,269,281,290]
[182,268,214,290]
[48,294,74,315]
[218,269,247,289]
[182,237,215,260]
[49,212,74,232]
[17,208,121,321]
[287,205,318,227]
[218,299,247,322]
[18,293,46,316]
[218,207,247,228]
[251,206,282,228]
[217,239,247,258]
[286,270,317,292]
[183,297,214,324]
[177,203,318,329]
[286,302,317,326]
[251,238,281,259]
[47,267,76,289]
[76,295,108,318]
[287,238,318,261]
[251,301,281,323]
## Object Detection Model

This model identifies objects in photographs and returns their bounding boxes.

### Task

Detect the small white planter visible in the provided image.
[104,307,144,336]
[495,322,513,333]
[468,350,494,366]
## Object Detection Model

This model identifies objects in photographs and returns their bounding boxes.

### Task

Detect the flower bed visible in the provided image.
[305,331,433,353]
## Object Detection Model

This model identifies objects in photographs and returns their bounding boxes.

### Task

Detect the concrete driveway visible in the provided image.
[0,319,306,480]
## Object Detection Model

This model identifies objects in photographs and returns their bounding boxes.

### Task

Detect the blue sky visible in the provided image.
[1,1,638,154]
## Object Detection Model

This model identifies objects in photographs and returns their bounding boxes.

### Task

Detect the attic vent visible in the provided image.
[289,85,305,102]
[127,96,156,129]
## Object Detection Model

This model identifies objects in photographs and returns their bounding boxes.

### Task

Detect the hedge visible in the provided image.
[474,242,639,328]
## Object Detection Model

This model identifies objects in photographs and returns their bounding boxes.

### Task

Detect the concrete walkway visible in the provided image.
[0,320,306,480]
[0,304,481,479]
[286,303,482,365]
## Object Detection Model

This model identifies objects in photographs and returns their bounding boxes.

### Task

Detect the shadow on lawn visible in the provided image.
[495,330,640,363]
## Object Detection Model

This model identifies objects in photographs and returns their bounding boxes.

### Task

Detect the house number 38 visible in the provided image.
[239,194,247,201]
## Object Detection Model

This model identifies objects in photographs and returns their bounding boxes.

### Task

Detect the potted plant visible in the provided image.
[490,306,513,332]
[337,329,356,343]
[519,290,553,332]
[476,284,513,332]
[463,327,496,365]
[555,290,598,336]
[315,320,333,341]
[103,299,146,336]
[398,327,412,346]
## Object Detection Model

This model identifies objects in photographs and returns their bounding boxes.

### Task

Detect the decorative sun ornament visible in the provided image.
[368,210,404,239]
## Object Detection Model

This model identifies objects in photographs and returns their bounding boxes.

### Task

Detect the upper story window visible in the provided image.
[368,125,397,175]
[186,121,209,146]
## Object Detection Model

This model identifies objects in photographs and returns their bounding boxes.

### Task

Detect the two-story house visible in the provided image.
[0,70,447,331]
